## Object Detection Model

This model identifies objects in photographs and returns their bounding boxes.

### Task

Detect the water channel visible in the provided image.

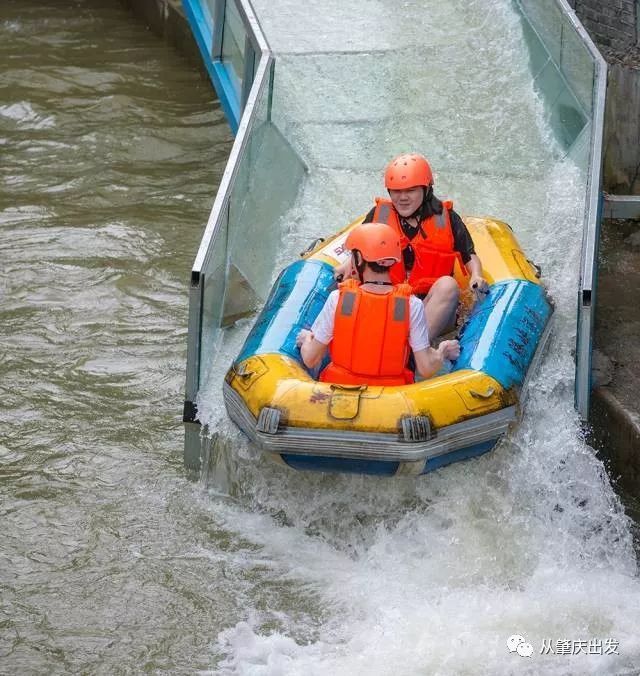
[2,1,640,674]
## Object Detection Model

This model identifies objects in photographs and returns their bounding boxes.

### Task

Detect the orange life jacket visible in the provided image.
[320,279,414,387]
[372,198,467,295]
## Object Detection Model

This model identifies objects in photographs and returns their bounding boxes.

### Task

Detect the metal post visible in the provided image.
[240,36,256,113]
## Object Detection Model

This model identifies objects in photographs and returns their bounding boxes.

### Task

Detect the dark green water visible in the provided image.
[1,2,236,671]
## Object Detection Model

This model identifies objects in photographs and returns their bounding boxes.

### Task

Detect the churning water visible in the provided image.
[1,1,235,672]
[197,0,640,674]
[2,0,639,674]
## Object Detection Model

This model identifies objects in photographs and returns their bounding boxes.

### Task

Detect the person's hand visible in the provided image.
[470,275,489,296]
[333,259,353,282]
[296,329,313,348]
[438,339,460,361]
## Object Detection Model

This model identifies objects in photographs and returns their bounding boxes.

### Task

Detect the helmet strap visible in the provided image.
[404,185,433,239]
[411,185,433,220]
[353,251,367,284]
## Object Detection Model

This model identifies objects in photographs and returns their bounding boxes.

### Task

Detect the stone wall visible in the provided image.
[568,0,637,55]
[565,0,640,194]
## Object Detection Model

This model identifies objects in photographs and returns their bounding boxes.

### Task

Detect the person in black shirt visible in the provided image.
[337,153,488,339]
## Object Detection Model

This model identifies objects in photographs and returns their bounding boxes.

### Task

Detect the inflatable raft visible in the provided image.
[223,216,553,476]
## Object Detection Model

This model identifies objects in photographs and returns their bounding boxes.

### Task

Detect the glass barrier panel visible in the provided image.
[222,0,246,101]
[196,59,271,388]
[559,18,595,114]
[199,208,229,385]
[550,87,588,151]
[567,121,592,177]
[518,15,550,77]
[519,0,564,64]
[222,72,306,325]
[203,0,215,30]
[222,74,275,322]
[535,59,567,106]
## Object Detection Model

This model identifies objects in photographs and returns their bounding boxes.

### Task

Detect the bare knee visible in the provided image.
[428,276,459,303]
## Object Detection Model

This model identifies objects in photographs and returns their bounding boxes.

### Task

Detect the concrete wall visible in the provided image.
[590,388,640,495]
[606,63,640,194]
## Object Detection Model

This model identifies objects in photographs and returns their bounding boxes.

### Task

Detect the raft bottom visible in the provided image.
[279,438,499,476]
[281,455,400,476]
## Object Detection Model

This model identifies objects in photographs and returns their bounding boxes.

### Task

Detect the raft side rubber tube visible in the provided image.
[452,279,553,390]
[235,259,334,374]
[280,438,503,476]
[226,278,550,437]
[224,376,516,459]
[226,354,515,433]
[224,378,511,475]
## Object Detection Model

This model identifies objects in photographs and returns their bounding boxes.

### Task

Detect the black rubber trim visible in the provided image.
[183,400,199,423]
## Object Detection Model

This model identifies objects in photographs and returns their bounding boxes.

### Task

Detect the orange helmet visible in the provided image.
[384,153,433,190]
[345,222,402,264]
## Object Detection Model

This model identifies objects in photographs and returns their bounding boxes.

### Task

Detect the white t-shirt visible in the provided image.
[311,287,430,351]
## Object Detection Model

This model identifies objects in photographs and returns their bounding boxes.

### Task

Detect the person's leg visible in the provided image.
[423,276,459,340]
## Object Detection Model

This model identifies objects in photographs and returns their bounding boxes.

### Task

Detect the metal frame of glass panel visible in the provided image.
[183,0,265,131]
[558,1,607,420]
[183,0,273,469]
[516,0,607,419]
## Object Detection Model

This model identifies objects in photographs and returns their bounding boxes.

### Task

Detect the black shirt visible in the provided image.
[363,196,476,264]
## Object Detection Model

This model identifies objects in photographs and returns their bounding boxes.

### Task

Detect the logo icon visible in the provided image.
[507,634,534,658]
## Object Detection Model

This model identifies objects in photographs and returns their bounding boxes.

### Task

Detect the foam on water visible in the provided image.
[0,102,56,129]
[195,1,640,672]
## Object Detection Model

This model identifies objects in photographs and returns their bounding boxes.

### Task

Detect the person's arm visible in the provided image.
[296,291,337,368]
[408,296,460,378]
[450,210,488,293]
[466,253,489,294]
[296,330,328,368]
[413,340,460,379]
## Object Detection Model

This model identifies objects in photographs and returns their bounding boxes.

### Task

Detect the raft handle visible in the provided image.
[401,416,432,442]
[330,383,367,392]
[232,363,255,379]
[528,259,542,279]
[469,387,495,399]
[300,237,325,257]
[256,407,281,435]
